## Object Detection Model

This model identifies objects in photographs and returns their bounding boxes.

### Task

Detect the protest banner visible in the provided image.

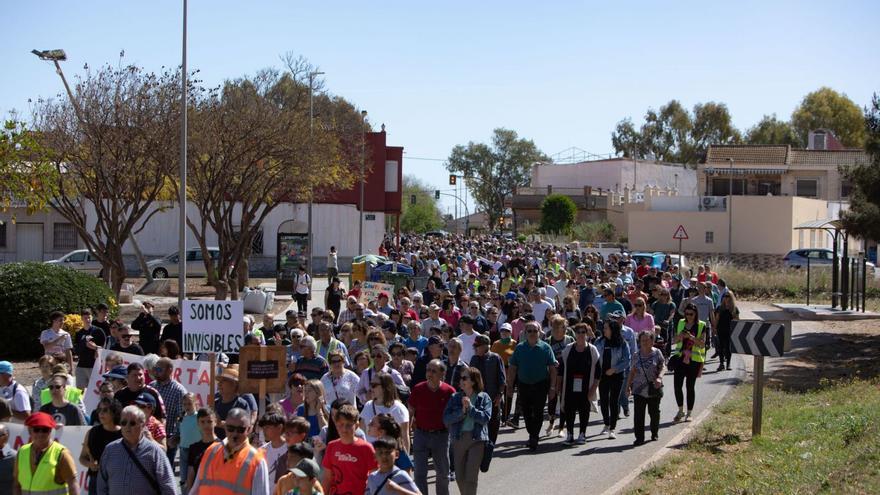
[359,281,395,304]
[7,422,90,491]
[83,348,213,413]
[182,299,244,354]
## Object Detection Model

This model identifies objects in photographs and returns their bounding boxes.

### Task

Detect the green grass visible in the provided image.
[629,379,880,495]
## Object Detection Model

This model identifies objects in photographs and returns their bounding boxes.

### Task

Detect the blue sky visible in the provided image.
[3,1,878,216]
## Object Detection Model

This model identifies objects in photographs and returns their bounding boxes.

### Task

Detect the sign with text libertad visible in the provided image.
[183,300,244,354]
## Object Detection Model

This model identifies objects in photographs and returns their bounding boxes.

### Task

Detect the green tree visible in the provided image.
[399,175,443,233]
[0,120,59,217]
[540,194,577,235]
[446,128,548,230]
[611,100,739,165]
[791,87,866,148]
[840,93,880,241]
[746,114,801,146]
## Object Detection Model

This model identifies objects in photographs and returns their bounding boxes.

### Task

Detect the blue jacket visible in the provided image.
[443,391,492,441]
[594,336,632,375]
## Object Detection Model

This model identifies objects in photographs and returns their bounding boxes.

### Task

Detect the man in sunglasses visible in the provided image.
[408,359,454,495]
[12,412,78,495]
[506,321,557,452]
[469,334,506,444]
[98,405,177,495]
[190,407,269,495]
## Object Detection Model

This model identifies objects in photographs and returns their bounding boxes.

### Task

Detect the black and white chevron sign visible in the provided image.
[731,320,789,357]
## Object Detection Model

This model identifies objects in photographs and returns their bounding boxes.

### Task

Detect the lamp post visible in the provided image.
[177,0,188,307]
[727,158,734,259]
[358,110,367,254]
[31,49,86,125]
[308,70,324,278]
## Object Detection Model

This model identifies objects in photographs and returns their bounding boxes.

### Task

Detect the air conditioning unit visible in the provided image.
[701,196,722,210]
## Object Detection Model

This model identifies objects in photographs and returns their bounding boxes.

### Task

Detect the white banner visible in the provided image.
[7,423,90,491]
[84,349,214,414]
[359,281,395,304]
[183,300,244,354]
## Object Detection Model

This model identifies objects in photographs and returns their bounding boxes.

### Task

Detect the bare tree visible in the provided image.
[30,64,180,295]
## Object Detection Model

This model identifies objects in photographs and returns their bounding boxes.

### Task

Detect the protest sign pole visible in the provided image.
[258,346,267,420]
[209,353,216,408]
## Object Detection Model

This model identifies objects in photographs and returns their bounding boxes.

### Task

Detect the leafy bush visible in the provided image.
[540,194,577,235]
[0,262,117,359]
[571,220,617,243]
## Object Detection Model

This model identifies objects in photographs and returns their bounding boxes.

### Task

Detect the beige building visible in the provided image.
[627,195,832,257]
[699,131,869,202]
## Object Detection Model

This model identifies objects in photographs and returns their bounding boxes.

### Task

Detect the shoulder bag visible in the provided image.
[120,440,161,494]
[639,352,663,399]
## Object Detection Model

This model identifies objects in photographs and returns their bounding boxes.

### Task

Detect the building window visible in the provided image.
[711,178,746,196]
[796,179,818,198]
[757,180,781,196]
[0,222,6,247]
[705,231,714,244]
[53,223,77,250]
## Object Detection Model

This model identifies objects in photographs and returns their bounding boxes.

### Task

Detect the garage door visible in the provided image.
[16,223,44,261]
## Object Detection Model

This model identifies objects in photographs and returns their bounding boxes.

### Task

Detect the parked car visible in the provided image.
[631,252,666,269]
[782,248,834,269]
[45,249,103,276]
[145,247,220,278]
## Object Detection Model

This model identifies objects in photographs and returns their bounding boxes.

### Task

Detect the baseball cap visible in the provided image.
[25,412,56,429]
[134,392,157,408]
[499,323,513,333]
[0,361,13,375]
[609,310,626,319]
[291,458,321,479]
[102,365,128,380]
[505,291,518,300]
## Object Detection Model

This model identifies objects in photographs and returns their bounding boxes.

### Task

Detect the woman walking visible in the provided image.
[557,323,600,445]
[79,397,123,495]
[626,332,665,445]
[671,303,706,422]
[713,292,739,371]
[594,320,631,439]
[443,366,492,495]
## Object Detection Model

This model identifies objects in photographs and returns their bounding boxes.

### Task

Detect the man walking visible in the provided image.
[189,408,269,495]
[470,334,506,444]
[506,321,557,451]
[408,359,455,495]
[327,246,339,285]
[13,413,78,495]
[151,358,187,469]
[0,361,32,421]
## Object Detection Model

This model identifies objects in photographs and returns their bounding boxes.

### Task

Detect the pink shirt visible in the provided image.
[624,313,655,334]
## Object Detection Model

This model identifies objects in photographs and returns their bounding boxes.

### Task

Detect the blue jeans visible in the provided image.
[178,447,189,487]
[413,429,450,495]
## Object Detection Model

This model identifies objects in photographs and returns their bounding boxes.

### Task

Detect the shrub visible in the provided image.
[571,220,617,243]
[0,262,117,359]
[540,194,577,235]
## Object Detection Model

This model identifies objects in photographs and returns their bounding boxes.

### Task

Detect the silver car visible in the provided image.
[782,248,833,269]
[46,249,103,276]
[145,247,220,278]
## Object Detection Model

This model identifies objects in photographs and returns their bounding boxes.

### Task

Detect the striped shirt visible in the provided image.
[97,437,179,495]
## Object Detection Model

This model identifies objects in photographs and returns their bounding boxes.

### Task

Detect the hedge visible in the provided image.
[0,262,117,359]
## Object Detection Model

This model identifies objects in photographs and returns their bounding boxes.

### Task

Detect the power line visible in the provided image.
[403,155,446,161]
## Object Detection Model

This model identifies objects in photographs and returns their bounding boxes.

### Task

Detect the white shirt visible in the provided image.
[260,440,288,488]
[321,369,360,407]
[0,380,32,414]
[361,399,409,444]
[39,328,72,355]
[458,332,478,364]
[532,300,552,323]
[295,273,311,294]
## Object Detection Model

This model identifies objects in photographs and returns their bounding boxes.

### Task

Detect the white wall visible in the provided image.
[532,159,698,195]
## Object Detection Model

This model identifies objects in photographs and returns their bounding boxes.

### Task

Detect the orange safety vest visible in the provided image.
[194,441,264,495]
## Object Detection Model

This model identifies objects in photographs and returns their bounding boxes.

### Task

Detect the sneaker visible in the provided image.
[651,434,658,441]
[633,439,645,446]
[673,411,685,422]
[717,364,725,372]
[545,423,555,436]
[528,437,538,451]
[601,426,610,435]
[623,406,630,418]
[576,433,587,445]
[608,429,617,439]
[685,412,692,422]
[558,428,567,438]
[449,472,456,482]
[564,433,574,445]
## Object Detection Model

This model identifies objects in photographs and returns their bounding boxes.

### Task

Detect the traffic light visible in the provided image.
[434,190,440,200]
[410,194,416,205]
[449,174,457,186]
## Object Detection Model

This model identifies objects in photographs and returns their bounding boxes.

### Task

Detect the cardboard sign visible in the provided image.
[183,300,244,353]
[7,423,90,491]
[84,348,214,413]
[238,345,287,394]
[359,281,395,304]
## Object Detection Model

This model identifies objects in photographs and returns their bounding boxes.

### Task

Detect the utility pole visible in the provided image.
[358,110,367,254]
[727,158,734,259]
[178,0,188,306]
[308,70,324,277]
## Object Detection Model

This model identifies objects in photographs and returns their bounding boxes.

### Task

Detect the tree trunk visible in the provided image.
[213,278,229,301]
[237,257,250,293]
[130,236,154,284]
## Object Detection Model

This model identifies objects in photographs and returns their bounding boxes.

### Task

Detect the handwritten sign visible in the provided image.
[238,345,286,394]
[183,300,244,353]
[359,281,395,304]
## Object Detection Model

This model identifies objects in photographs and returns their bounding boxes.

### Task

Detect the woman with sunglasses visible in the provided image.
[80,398,123,495]
[321,350,359,407]
[626,331,666,445]
[387,342,414,387]
[39,374,86,426]
[625,297,655,336]
[443,366,492,495]
[671,303,707,422]
[279,373,307,419]
[356,345,406,405]
[361,371,410,452]
[557,323,600,445]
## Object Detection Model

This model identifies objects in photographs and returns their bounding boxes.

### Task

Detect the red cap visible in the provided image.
[25,412,57,429]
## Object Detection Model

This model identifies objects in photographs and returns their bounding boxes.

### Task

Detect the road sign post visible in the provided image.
[731,319,790,436]
[672,225,688,269]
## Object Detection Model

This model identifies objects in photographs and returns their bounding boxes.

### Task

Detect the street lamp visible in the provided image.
[358,110,367,254]
[727,158,734,259]
[31,49,86,125]
[308,70,324,278]
[178,0,188,307]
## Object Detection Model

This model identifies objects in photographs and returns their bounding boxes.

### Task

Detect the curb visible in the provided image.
[600,357,746,495]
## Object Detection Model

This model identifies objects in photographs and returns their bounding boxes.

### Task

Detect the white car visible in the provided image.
[145,247,220,279]
[46,249,103,276]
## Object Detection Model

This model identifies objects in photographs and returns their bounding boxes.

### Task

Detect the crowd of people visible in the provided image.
[0,233,742,495]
